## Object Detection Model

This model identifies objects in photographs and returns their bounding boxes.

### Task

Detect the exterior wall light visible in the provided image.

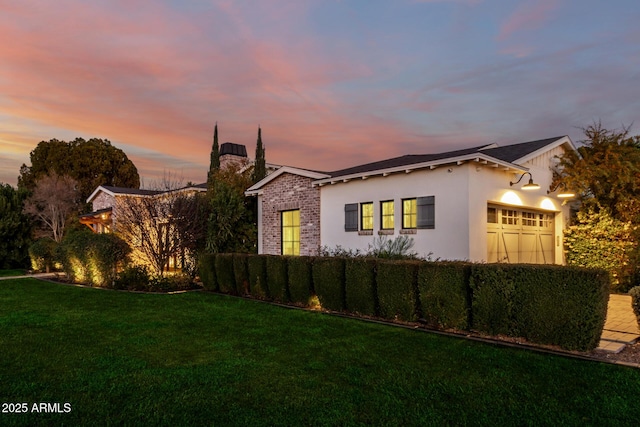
[547,182,575,199]
[510,172,540,191]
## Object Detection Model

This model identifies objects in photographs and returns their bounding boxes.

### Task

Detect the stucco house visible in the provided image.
[246,136,577,264]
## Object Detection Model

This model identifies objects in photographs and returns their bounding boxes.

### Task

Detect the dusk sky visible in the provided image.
[1,0,639,188]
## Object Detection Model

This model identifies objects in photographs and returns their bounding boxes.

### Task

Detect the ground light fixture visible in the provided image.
[547,181,576,199]
[510,172,540,191]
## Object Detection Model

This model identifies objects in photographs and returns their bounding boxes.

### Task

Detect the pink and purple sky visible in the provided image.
[1,0,639,187]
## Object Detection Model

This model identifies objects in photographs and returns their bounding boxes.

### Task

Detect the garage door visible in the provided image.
[486,205,555,264]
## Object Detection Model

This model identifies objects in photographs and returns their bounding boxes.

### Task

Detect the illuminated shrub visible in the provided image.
[29,238,59,273]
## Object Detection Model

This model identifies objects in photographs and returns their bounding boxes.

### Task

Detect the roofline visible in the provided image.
[245,166,330,195]
[312,153,528,186]
[511,135,577,164]
[86,184,205,203]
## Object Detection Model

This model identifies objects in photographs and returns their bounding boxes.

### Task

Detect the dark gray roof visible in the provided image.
[326,137,566,179]
[220,142,247,157]
[479,136,565,163]
[101,186,161,196]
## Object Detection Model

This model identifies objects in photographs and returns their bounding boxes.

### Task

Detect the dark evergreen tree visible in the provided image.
[207,123,220,190]
[0,183,32,268]
[252,126,267,183]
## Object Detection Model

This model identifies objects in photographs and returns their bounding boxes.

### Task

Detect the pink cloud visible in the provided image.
[497,0,559,42]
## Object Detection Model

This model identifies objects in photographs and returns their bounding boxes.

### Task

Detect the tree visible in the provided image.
[207,123,220,190]
[252,126,266,183]
[554,123,640,223]
[18,137,140,205]
[206,163,257,253]
[0,183,32,268]
[115,181,207,276]
[23,173,79,243]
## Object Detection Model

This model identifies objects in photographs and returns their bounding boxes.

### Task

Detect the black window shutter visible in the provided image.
[344,203,358,232]
[417,196,435,229]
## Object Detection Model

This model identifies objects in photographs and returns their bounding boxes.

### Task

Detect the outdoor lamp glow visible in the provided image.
[547,182,575,198]
[510,172,540,191]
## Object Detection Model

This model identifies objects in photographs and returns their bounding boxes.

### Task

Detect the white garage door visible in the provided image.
[486,205,555,264]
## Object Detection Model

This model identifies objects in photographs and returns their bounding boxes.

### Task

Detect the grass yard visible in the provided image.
[1,279,639,426]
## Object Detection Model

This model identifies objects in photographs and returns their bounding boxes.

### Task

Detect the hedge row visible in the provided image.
[200,254,610,351]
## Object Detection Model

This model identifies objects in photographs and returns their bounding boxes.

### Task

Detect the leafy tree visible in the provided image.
[252,126,266,183]
[564,208,637,291]
[206,163,257,253]
[555,123,640,223]
[23,173,79,243]
[18,137,140,205]
[207,123,220,190]
[0,183,32,268]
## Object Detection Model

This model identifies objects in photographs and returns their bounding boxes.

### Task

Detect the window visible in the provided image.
[502,209,519,225]
[522,211,537,227]
[402,199,417,229]
[361,202,374,230]
[417,196,435,229]
[281,209,300,255]
[344,203,358,232]
[487,207,498,224]
[380,200,394,230]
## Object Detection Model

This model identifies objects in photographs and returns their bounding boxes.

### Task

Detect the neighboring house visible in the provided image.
[246,136,577,264]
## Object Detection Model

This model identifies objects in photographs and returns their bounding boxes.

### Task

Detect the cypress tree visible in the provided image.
[207,123,220,190]
[252,126,266,183]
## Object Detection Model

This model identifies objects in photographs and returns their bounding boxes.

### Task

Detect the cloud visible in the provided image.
[497,0,559,42]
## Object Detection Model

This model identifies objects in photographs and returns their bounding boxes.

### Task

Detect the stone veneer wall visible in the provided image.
[261,173,321,256]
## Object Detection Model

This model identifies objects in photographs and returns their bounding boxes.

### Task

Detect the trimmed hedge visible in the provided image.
[233,254,249,295]
[470,264,609,351]
[418,262,470,330]
[312,257,346,311]
[199,253,218,291]
[288,256,314,305]
[215,253,236,294]
[345,258,378,316]
[247,255,269,299]
[376,260,420,322]
[266,255,288,302]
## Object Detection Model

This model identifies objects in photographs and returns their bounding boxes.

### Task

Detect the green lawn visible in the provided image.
[1,279,639,426]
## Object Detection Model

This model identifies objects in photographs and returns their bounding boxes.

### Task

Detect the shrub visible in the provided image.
[469,264,515,335]
[312,257,346,311]
[114,265,151,291]
[376,260,420,321]
[630,286,640,329]
[29,238,59,273]
[344,258,378,316]
[418,262,471,330]
[367,235,419,260]
[199,253,218,291]
[215,253,236,294]
[233,253,249,295]
[266,255,288,302]
[288,256,314,306]
[247,255,269,299]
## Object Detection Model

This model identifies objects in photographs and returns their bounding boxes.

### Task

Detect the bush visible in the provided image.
[58,230,130,287]
[266,255,288,302]
[630,286,640,329]
[470,264,609,351]
[376,260,420,321]
[312,257,346,311]
[114,265,151,291]
[199,253,218,291]
[247,255,269,299]
[418,262,470,330]
[215,253,236,294]
[233,253,249,295]
[344,258,378,316]
[29,238,59,273]
[288,256,314,306]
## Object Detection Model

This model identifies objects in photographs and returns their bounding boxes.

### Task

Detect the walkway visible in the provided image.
[0,272,61,281]
[597,294,640,353]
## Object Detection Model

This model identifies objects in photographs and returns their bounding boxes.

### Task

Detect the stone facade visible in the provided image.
[261,172,321,256]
